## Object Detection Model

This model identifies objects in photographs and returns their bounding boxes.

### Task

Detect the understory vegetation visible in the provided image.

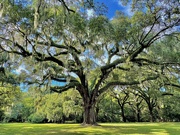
[0,87,180,123]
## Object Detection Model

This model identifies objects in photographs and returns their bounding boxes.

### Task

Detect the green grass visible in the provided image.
[0,122,180,135]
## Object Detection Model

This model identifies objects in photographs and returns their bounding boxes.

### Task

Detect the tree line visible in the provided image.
[0,84,180,123]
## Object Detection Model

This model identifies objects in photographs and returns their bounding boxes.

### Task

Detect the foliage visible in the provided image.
[0,109,5,122]
[2,87,83,123]
[161,89,180,122]
[97,93,120,122]
[0,85,21,122]
[28,112,46,123]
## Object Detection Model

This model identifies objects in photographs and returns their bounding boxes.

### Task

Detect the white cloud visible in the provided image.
[16,65,26,74]
[117,1,134,16]
[86,9,95,19]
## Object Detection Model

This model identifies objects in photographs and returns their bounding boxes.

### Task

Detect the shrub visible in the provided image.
[0,109,5,122]
[28,113,45,123]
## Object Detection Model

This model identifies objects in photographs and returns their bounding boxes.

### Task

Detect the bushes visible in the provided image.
[28,113,46,123]
[0,109,5,122]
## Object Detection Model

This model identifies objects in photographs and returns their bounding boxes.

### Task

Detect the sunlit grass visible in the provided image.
[0,122,179,135]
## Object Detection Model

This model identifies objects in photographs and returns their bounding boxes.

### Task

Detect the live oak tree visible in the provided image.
[0,51,21,121]
[128,92,144,122]
[161,89,180,121]
[134,82,162,122]
[112,86,130,122]
[0,0,180,125]
[91,90,119,122]
[39,89,82,123]
[0,80,21,122]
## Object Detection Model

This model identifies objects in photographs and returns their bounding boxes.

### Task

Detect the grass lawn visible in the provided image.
[0,122,180,135]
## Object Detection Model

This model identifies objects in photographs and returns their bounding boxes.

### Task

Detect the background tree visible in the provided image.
[0,51,21,122]
[0,85,21,122]
[160,86,180,122]
[112,86,130,122]
[135,82,162,122]
[128,90,144,122]
[97,92,120,122]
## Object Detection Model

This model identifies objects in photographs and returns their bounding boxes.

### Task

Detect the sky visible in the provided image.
[95,0,133,18]
[86,0,133,19]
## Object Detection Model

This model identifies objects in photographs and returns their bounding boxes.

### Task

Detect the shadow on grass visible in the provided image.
[0,122,179,135]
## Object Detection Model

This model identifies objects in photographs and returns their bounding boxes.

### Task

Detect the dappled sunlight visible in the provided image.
[0,123,180,135]
[151,129,169,135]
[23,126,34,129]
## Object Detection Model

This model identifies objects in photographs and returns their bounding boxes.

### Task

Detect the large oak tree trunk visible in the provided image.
[81,103,98,125]
[148,105,155,122]
[149,109,154,122]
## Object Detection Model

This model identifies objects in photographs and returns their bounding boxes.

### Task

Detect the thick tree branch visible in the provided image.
[34,53,64,67]
[0,40,32,57]
[139,16,160,44]
[50,82,79,93]
[91,70,111,103]
[130,19,180,61]
[99,75,159,95]
[51,75,79,84]
[133,58,180,66]
[165,83,180,89]
[57,0,75,13]
[101,58,126,71]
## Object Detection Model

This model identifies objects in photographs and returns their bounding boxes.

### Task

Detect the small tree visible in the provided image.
[129,91,144,122]
[112,86,130,122]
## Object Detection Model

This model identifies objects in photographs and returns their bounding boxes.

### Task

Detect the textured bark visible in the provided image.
[136,110,141,122]
[0,67,5,75]
[121,106,126,122]
[149,107,154,122]
[81,104,98,125]
[135,101,142,122]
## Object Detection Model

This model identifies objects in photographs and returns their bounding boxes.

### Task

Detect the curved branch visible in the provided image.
[51,75,79,84]
[0,40,32,57]
[165,83,180,89]
[57,0,75,13]
[50,82,79,93]
[130,19,180,60]
[133,58,180,66]
[99,75,159,95]
[34,52,64,67]
[139,16,160,44]
[101,58,126,71]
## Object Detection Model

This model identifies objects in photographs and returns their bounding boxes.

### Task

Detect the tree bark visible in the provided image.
[148,105,155,122]
[136,110,141,122]
[121,106,126,122]
[136,103,141,122]
[149,109,154,122]
[81,103,98,125]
